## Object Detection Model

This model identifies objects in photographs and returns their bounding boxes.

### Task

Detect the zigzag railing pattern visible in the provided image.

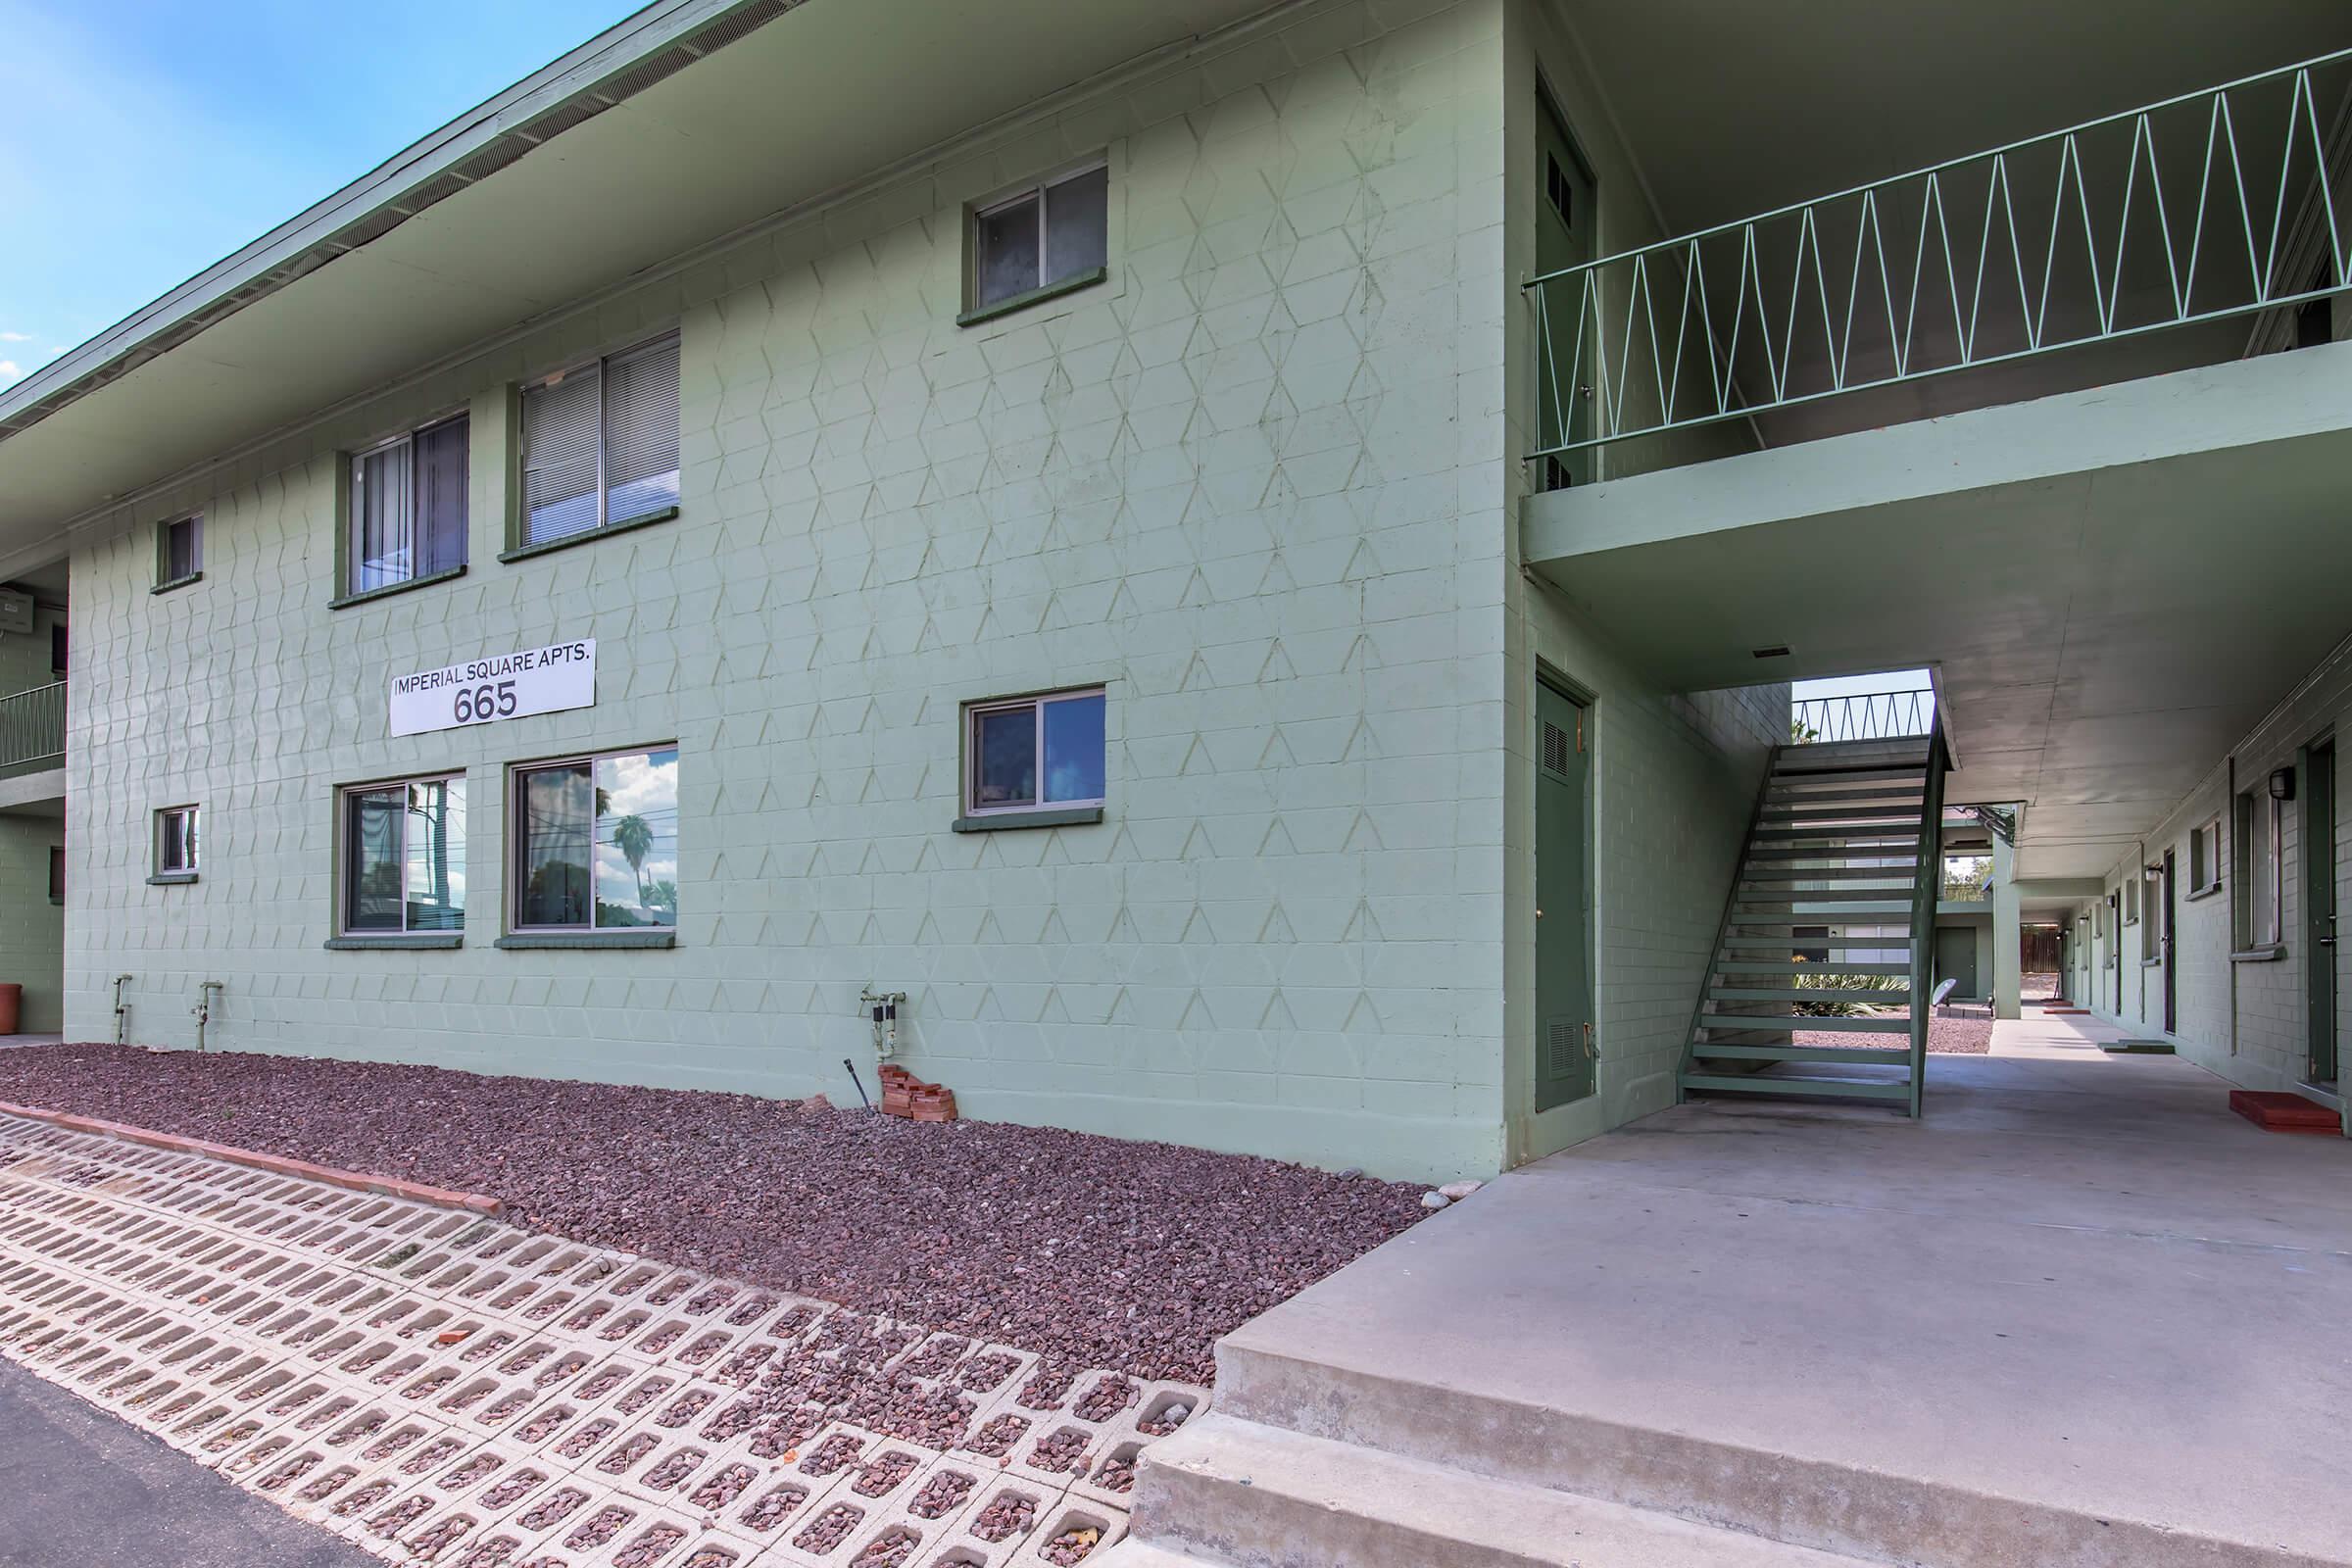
[1790,688,1935,744]
[1527,49,2352,458]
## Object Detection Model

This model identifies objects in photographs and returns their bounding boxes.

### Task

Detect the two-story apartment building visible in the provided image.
[0,0,2346,1185]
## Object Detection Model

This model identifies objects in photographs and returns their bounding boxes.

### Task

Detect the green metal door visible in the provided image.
[1935,926,1978,1000]
[2306,738,2338,1086]
[1535,93,1596,489]
[1536,682,1594,1110]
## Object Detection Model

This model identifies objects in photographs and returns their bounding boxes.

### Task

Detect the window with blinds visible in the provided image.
[349,415,468,595]
[521,332,680,546]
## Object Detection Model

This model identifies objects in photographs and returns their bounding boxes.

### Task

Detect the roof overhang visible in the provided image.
[1525,340,2352,883]
[0,0,1283,569]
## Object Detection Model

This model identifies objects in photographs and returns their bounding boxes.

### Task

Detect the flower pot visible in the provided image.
[0,983,20,1035]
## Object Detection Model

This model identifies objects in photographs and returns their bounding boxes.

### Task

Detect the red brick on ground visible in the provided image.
[0,1045,1427,1385]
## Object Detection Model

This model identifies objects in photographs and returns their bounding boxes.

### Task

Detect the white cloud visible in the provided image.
[0,331,31,343]
[0,361,22,384]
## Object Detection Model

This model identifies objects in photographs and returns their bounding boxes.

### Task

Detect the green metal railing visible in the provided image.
[1527,48,2352,457]
[1906,716,1951,1117]
[0,681,65,770]
[1790,688,1935,743]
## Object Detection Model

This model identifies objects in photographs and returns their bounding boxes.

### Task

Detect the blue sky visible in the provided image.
[0,0,642,391]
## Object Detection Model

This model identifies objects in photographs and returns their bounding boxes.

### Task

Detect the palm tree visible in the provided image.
[612,813,654,911]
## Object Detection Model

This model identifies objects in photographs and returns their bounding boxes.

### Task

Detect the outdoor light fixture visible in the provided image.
[2269,766,2295,802]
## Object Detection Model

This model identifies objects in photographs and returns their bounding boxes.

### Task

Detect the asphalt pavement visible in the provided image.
[0,1357,377,1567]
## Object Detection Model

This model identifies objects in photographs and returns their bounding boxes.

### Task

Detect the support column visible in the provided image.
[1991,834,2022,1020]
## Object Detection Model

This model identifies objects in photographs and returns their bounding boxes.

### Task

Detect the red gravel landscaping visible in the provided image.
[1792,1013,1994,1054]
[0,1045,1426,1384]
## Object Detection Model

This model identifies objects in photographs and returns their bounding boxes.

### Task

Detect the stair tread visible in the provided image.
[1708,987,1914,1003]
[1133,1413,1893,1568]
[1681,1071,1914,1102]
[1697,1012,1909,1032]
[1770,765,1929,782]
[1737,891,1917,904]
[1721,963,1919,973]
[1689,1044,1916,1065]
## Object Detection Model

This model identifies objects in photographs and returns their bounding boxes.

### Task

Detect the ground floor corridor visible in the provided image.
[1129,1010,2352,1567]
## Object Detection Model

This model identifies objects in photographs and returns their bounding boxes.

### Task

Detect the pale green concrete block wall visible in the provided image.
[59,0,1513,1182]
[1491,0,1780,1163]
[2073,632,2351,1101]
[0,814,64,1033]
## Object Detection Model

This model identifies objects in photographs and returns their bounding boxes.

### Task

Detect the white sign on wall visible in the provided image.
[389,640,596,737]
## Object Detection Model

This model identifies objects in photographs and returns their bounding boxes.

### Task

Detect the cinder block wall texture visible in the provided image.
[2075,632,2351,1099]
[61,0,1535,1180]
[55,0,1779,1179]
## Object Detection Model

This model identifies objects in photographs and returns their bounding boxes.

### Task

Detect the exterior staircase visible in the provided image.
[1678,725,1948,1114]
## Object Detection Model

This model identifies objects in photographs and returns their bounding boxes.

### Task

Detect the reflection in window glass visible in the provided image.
[965,689,1105,814]
[973,708,1038,808]
[1044,166,1108,285]
[343,777,466,935]
[405,777,466,932]
[515,761,593,928]
[970,163,1107,312]
[1043,693,1105,803]
[593,748,680,928]
[973,194,1041,312]
[346,786,406,932]
[162,516,203,583]
[513,750,678,931]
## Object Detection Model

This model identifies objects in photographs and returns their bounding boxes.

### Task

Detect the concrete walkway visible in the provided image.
[1126,1014,2352,1567]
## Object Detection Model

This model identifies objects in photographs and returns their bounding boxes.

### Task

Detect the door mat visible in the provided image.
[2098,1039,2174,1054]
[2228,1090,2342,1134]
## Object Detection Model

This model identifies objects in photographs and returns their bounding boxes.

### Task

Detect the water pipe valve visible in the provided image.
[858,989,906,1061]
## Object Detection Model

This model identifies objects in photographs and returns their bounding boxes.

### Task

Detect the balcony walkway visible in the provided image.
[1128,1011,2352,1567]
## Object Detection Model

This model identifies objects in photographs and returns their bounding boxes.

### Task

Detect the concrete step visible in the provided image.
[1125,1412,1894,1568]
[1209,1335,2275,1568]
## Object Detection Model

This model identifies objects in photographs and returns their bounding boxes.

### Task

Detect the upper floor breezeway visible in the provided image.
[1525,2,2352,484]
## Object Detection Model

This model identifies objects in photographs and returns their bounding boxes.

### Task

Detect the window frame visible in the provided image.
[337,773,467,940]
[2187,816,2224,898]
[962,159,1110,323]
[507,745,681,936]
[153,514,204,593]
[511,331,682,557]
[960,686,1107,822]
[153,805,199,882]
[341,412,470,602]
[2233,787,2285,951]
